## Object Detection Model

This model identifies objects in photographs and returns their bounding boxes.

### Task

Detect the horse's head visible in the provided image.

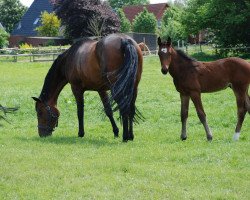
[157,37,172,75]
[32,97,59,137]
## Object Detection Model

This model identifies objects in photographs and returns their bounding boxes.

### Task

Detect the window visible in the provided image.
[17,22,22,30]
[33,18,40,25]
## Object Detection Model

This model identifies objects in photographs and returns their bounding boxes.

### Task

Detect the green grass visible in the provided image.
[0,57,249,199]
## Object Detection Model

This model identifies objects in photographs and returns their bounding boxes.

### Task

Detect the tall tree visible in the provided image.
[117,9,131,33]
[161,5,186,43]
[53,0,120,39]
[0,0,27,33]
[182,0,250,50]
[108,0,149,11]
[36,11,61,37]
[133,7,157,33]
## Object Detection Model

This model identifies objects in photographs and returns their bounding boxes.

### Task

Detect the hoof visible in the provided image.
[207,135,213,141]
[114,128,119,138]
[181,136,187,141]
[78,132,85,138]
[233,132,240,141]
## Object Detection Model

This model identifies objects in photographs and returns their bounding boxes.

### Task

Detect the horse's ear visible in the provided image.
[32,97,41,102]
[157,37,162,45]
[167,37,172,45]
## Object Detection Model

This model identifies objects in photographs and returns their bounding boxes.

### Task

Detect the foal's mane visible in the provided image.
[176,49,196,62]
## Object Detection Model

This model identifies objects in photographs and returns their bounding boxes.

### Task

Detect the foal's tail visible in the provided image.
[110,39,138,117]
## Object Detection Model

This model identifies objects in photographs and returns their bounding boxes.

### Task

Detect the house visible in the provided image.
[10,0,68,47]
[123,3,169,27]
[0,22,4,30]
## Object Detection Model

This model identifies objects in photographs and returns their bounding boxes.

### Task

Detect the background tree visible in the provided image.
[36,11,61,37]
[53,0,120,39]
[0,0,27,33]
[133,8,157,33]
[0,28,9,48]
[160,5,186,44]
[108,0,149,11]
[117,9,131,33]
[182,0,250,53]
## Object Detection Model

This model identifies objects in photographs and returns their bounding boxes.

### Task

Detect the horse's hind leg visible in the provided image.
[128,92,137,141]
[232,85,248,141]
[98,91,119,137]
[180,94,190,140]
[71,85,85,137]
[190,92,213,141]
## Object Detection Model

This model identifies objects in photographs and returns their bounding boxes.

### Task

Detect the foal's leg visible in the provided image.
[98,90,119,137]
[190,92,213,141]
[71,85,85,137]
[180,94,190,140]
[232,86,248,141]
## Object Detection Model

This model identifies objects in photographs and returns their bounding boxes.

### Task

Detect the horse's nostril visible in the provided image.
[161,68,168,75]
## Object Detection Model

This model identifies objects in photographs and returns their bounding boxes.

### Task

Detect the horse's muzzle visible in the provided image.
[161,68,168,75]
[38,128,53,137]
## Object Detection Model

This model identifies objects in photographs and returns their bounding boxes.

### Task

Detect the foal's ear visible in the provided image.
[32,97,41,102]
[157,37,162,45]
[167,37,172,45]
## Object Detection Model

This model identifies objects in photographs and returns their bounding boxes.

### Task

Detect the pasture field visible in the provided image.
[0,56,249,199]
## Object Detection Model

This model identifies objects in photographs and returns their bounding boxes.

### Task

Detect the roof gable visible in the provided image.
[123,3,169,22]
[12,0,53,36]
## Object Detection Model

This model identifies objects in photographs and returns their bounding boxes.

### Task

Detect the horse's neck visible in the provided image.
[169,49,193,78]
[40,63,67,105]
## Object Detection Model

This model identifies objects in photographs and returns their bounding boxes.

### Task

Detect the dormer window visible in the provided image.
[17,22,22,30]
[33,18,40,25]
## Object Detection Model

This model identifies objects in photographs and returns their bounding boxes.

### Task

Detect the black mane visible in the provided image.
[176,49,196,62]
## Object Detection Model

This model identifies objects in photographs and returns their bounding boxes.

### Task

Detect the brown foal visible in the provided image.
[158,37,250,141]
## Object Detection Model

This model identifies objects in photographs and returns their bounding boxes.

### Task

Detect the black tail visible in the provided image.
[110,39,138,117]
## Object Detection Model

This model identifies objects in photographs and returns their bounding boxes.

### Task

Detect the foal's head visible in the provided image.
[32,97,59,137]
[157,37,172,75]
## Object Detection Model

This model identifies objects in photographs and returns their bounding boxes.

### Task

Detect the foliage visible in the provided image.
[133,7,157,33]
[117,9,131,33]
[0,59,249,199]
[35,11,61,37]
[0,0,27,33]
[53,0,120,39]
[108,0,149,10]
[19,43,33,49]
[182,0,250,54]
[160,5,186,44]
[0,28,9,48]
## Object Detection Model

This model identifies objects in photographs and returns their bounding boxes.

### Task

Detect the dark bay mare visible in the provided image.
[32,33,143,142]
[158,37,250,141]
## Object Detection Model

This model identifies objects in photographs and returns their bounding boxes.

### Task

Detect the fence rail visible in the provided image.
[0,44,249,63]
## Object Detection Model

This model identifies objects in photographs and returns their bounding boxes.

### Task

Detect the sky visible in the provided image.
[20,0,169,7]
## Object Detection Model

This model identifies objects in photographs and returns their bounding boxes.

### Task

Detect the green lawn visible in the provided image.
[0,57,249,199]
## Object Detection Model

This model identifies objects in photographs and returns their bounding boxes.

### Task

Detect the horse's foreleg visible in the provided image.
[71,85,85,137]
[190,92,213,141]
[180,94,190,140]
[232,86,248,141]
[98,91,119,137]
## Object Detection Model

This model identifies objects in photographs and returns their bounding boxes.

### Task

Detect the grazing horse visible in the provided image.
[157,37,250,141]
[32,33,143,142]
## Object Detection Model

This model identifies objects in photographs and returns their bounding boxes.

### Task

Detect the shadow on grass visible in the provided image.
[15,133,122,147]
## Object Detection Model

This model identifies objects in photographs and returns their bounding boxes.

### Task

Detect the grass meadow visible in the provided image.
[0,56,249,199]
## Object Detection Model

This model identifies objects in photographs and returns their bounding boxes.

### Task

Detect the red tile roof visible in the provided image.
[123,3,169,22]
